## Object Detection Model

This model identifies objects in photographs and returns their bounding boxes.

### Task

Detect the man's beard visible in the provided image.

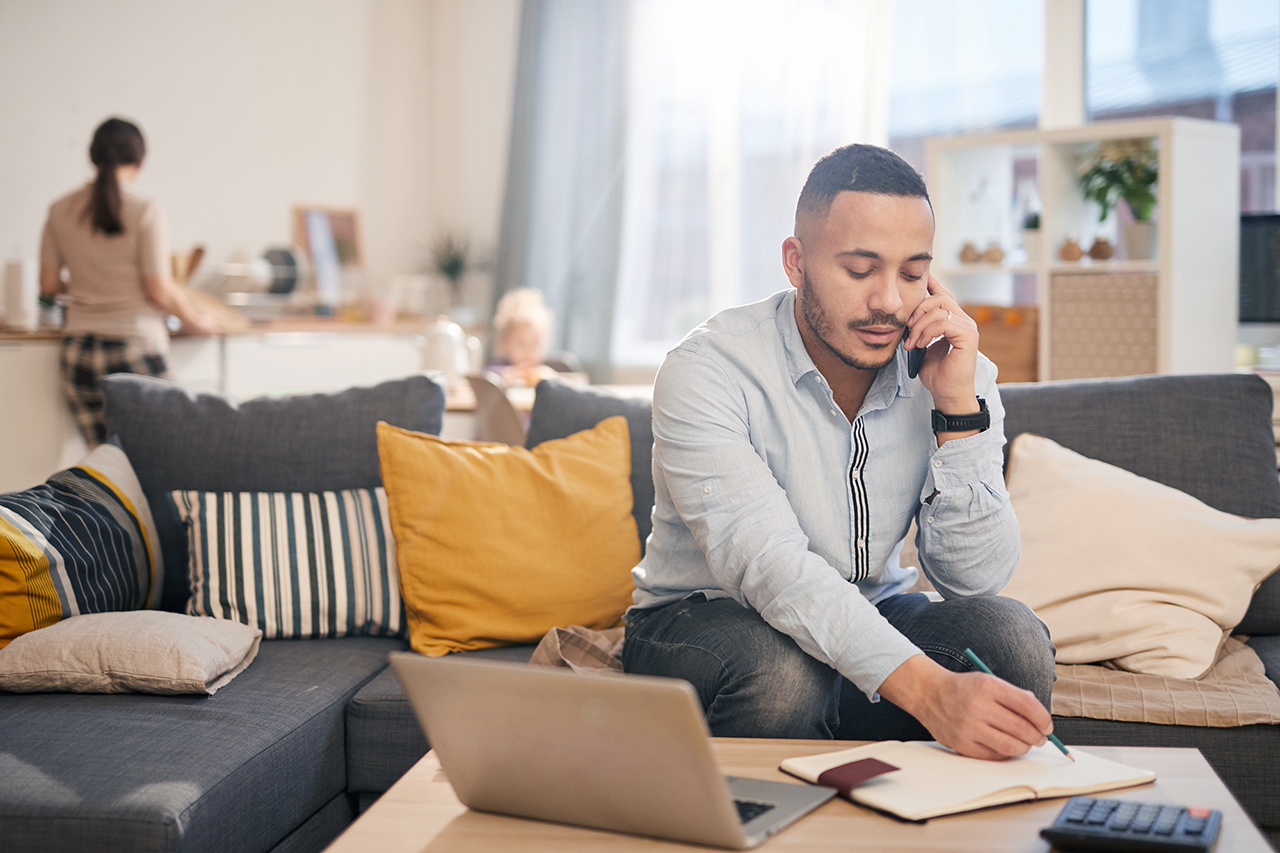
[800,271,904,371]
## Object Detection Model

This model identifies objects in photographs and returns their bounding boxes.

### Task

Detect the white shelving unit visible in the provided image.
[927,117,1240,381]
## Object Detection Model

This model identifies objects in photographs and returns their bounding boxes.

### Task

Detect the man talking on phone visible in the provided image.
[622,144,1056,760]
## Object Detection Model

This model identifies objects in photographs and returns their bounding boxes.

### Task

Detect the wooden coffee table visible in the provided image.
[325,739,1273,852]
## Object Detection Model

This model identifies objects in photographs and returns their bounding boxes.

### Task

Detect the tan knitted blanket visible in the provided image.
[532,627,1280,727]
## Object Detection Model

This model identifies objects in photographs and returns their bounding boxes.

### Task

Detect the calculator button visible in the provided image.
[1187,806,1211,819]
[1151,807,1181,835]
[1131,804,1160,832]
[1085,800,1116,824]
[1063,801,1090,823]
[1108,802,1139,830]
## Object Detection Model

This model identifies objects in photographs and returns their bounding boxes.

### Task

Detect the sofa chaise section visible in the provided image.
[0,637,403,853]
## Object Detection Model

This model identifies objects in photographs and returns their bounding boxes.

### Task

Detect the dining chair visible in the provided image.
[466,373,528,446]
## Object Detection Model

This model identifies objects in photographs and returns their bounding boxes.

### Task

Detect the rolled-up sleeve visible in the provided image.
[652,347,923,697]
[915,372,1021,598]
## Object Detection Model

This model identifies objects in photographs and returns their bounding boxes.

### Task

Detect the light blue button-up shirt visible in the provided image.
[630,289,1020,697]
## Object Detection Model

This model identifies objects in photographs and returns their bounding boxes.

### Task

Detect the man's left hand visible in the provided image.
[903,274,979,415]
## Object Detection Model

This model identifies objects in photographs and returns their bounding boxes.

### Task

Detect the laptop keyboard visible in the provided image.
[735,799,776,824]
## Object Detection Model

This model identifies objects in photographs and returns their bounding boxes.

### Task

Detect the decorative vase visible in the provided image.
[959,241,980,264]
[1122,222,1156,261]
[1022,229,1042,264]
[1058,238,1083,262]
[1088,237,1114,261]
[981,242,1004,264]
[423,315,470,388]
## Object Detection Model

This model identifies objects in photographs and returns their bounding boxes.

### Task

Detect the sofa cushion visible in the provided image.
[1246,634,1280,684]
[0,611,260,695]
[101,373,446,613]
[173,488,405,640]
[526,379,655,551]
[0,443,163,647]
[378,418,639,656]
[1001,432,1280,678]
[345,644,535,794]
[999,373,1280,635]
[0,636,403,853]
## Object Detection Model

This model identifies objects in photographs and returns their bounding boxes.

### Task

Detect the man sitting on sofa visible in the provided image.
[622,143,1057,760]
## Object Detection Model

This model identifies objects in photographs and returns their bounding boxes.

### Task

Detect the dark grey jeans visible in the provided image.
[622,592,1055,740]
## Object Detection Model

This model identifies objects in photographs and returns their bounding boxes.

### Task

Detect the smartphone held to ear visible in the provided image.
[904,327,925,379]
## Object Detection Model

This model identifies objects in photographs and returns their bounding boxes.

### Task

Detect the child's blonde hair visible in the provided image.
[493,288,553,338]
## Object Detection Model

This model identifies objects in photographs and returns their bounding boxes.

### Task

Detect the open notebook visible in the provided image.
[780,741,1155,822]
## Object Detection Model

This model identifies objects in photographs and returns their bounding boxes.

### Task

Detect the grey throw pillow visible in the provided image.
[102,373,446,612]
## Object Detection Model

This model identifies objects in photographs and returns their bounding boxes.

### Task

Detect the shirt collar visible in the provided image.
[776,289,916,405]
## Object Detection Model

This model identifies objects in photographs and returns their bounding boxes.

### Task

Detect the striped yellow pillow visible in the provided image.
[0,444,162,648]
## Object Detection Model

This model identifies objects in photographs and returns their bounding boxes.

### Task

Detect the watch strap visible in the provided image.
[931,397,990,433]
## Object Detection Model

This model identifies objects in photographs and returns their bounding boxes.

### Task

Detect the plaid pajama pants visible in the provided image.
[61,334,168,446]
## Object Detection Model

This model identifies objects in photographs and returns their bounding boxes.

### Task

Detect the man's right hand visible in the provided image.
[876,653,1053,760]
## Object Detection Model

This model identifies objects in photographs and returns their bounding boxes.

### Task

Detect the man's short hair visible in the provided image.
[796,144,930,225]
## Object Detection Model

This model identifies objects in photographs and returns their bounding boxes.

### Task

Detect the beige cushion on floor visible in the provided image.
[0,610,261,695]
[1001,433,1280,679]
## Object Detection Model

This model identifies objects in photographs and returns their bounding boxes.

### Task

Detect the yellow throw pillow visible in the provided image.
[1000,433,1280,679]
[377,417,640,656]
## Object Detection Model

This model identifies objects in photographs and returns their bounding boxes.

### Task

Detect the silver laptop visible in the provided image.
[389,652,836,849]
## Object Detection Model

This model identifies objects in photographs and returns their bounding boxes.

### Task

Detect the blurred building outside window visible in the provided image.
[1086,0,1277,214]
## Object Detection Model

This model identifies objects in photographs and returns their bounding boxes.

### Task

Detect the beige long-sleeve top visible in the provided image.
[40,184,170,350]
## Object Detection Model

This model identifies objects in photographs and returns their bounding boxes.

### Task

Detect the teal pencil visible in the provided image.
[962,647,1073,761]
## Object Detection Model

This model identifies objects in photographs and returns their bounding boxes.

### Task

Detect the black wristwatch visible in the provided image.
[931,397,990,433]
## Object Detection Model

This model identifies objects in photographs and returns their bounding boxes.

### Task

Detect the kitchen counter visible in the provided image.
[0,316,435,342]
[1,321,436,492]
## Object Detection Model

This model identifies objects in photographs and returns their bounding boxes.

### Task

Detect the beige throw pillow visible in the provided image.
[0,611,262,694]
[1001,433,1280,679]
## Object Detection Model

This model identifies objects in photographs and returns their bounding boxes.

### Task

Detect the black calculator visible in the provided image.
[1040,796,1222,851]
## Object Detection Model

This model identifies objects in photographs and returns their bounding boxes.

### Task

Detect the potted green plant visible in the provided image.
[430,232,471,306]
[1076,138,1158,260]
[1021,210,1042,264]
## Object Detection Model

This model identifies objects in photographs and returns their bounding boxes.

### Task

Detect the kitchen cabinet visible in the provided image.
[1,329,429,493]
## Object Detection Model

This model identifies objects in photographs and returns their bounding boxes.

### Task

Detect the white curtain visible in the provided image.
[610,0,896,368]
[493,0,628,383]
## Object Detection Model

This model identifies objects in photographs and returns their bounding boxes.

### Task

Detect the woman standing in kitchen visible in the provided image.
[39,117,218,446]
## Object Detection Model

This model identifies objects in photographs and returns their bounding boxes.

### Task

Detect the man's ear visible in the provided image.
[782,236,805,289]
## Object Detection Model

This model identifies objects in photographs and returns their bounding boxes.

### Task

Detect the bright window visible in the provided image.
[1086,0,1278,212]
[610,0,893,368]
[887,0,1044,173]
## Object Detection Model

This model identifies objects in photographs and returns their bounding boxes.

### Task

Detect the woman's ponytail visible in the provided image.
[85,118,146,236]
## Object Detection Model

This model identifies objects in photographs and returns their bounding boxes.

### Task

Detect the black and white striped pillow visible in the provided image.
[172,489,404,639]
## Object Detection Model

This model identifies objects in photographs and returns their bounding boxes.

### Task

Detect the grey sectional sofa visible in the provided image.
[2,371,1278,851]
[346,375,1280,846]
[0,374,443,853]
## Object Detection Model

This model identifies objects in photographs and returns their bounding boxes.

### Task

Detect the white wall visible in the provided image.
[0,0,519,305]
[424,0,522,314]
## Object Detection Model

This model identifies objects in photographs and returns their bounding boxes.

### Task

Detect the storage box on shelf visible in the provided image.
[927,117,1240,382]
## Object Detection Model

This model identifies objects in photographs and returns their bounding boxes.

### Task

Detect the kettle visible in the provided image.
[423,315,482,388]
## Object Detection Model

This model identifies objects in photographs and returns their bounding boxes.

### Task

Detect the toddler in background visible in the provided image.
[490,288,561,387]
